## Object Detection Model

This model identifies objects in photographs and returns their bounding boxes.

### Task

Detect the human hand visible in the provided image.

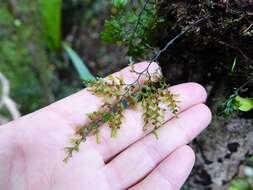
[0,62,211,190]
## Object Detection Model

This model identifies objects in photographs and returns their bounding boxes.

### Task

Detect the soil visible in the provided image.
[155,1,253,189]
[187,113,253,189]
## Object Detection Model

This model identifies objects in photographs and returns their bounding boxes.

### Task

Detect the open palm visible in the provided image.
[0,62,211,190]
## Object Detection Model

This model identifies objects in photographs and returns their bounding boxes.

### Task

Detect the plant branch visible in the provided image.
[125,16,209,91]
[64,16,208,162]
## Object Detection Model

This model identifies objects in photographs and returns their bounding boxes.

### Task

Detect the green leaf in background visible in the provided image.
[39,0,62,50]
[235,96,253,112]
[63,43,95,81]
[249,156,253,163]
[112,0,128,9]
[227,178,252,190]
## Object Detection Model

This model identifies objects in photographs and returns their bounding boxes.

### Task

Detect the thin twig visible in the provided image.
[133,0,150,33]
[125,16,209,89]
[125,0,151,35]
[219,41,253,63]
[234,80,253,94]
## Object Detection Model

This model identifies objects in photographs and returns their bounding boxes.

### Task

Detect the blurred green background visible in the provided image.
[0,0,126,120]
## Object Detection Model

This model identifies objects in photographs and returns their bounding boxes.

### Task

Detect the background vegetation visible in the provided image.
[0,0,252,189]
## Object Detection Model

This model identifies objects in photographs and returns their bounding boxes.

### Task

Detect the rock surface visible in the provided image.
[186,117,253,190]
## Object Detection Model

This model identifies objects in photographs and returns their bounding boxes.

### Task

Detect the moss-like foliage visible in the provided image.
[64,66,179,162]
[101,0,161,58]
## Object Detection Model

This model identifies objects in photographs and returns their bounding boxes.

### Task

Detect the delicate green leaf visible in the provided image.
[227,178,252,190]
[101,1,158,58]
[101,20,123,44]
[102,113,112,122]
[227,187,241,190]
[235,96,253,112]
[39,0,62,50]
[112,0,128,9]
[13,19,22,28]
[63,43,95,81]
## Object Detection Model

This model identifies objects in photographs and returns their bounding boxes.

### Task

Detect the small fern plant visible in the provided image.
[64,64,179,162]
